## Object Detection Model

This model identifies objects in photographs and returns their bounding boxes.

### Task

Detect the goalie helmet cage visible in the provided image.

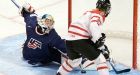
[68,0,139,69]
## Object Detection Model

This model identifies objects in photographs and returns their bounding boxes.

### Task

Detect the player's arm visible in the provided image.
[19,3,37,27]
[89,15,110,59]
[49,29,67,53]
[89,23,104,48]
[89,25,110,59]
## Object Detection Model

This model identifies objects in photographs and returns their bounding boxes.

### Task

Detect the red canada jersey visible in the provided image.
[67,9,105,43]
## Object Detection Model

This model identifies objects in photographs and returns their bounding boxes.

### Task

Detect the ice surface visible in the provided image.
[0,34,140,75]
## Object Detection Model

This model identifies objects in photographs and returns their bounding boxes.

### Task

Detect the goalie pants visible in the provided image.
[24,47,62,66]
[66,39,101,60]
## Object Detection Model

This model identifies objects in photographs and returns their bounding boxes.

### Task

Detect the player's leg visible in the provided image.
[95,53,109,75]
[49,48,63,64]
[38,47,66,66]
[76,39,109,75]
[57,40,82,75]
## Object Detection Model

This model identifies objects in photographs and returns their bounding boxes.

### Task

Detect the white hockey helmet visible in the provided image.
[36,14,54,35]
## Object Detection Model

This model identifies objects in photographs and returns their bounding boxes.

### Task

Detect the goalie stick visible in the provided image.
[11,0,20,8]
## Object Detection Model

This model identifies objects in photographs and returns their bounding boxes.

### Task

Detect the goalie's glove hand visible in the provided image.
[100,45,110,60]
[19,3,35,16]
[95,33,106,48]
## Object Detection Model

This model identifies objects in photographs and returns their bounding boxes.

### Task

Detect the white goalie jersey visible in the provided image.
[67,9,106,43]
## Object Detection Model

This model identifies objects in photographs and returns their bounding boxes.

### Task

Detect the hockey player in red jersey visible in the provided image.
[56,0,111,75]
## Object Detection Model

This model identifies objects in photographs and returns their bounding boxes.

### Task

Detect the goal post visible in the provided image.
[68,0,72,28]
[133,0,138,69]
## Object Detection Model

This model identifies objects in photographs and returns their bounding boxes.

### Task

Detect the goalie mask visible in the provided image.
[36,14,54,35]
[96,0,111,17]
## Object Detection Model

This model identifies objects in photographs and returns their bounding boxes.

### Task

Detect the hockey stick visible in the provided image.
[11,0,20,8]
[108,58,131,74]
[80,58,131,74]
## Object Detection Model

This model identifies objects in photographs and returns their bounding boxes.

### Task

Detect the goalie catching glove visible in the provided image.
[19,3,35,16]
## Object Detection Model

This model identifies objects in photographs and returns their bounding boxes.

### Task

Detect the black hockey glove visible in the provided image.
[101,45,110,60]
[95,33,106,48]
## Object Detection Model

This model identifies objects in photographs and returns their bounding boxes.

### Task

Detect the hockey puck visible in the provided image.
[81,70,86,73]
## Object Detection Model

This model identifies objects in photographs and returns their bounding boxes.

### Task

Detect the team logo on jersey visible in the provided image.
[27,38,42,49]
